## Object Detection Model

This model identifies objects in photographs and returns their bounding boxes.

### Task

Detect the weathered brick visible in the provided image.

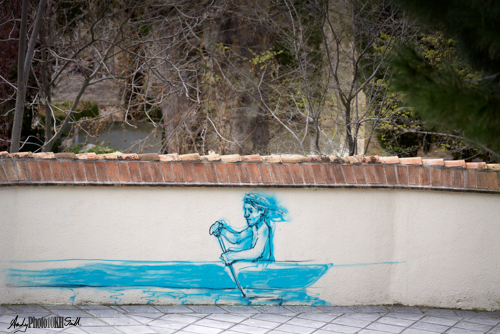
[16,161,29,181]
[322,165,336,184]
[311,164,325,184]
[39,160,52,181]
[128,162,141,182]
[301,165,315,184]
[106,161,119,182]
[397,166,408,185]
[247,164,262,183]
[364,165,378,184]
[193,163,207,183]
[420,167,430,186]
[237,164,251,183]
[95,161,108,182]
[161,162,175,182]
[226,163,239,183]
[258,164,272,183]
[477,171,487,189]
[342,165,356,184]
[138,162,152,182]
[269,164,282,183]
[442,169,453,187]
[27,160,41,181]
[205,163,218,183]
[215,163,228,183]
[408,166,419,185]
[385,165,397,185]
[487,171,499,190]
[454,169,465,188]
[182,162,196,182]
[290,164,304,184]
[73,161,86,181]
[84,161,98,181]
[0,162,7,182]
[280,165,293,184]
[4,160,18,181]
[332,165,345,183]
[431,168,442,186]
[352,165,366,184]
[118,162,131,182]
[466,170,476,188]
[49,161,63,181]
[150,162,163,182]
[171,163,185,182]
[373,165,386,184]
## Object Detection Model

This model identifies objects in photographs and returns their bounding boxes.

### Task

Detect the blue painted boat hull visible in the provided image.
[7,260,331,291]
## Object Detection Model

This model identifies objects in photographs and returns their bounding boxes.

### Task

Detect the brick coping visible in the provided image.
[0,155,498,194]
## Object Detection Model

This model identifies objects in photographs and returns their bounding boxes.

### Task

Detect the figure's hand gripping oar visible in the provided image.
[210,225,247,298]
[216,236,247,298]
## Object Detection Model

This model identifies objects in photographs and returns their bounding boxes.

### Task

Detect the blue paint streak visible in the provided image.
[7,262,236,289]
[6,261,331,290]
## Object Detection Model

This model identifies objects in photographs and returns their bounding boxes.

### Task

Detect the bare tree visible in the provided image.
[2,0,415,157]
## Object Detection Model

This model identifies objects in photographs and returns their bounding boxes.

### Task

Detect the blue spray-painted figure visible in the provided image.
[6,192,349,305]
[209,193,285,265]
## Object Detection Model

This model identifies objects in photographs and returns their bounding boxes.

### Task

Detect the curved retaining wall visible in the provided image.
[0,153,499,309]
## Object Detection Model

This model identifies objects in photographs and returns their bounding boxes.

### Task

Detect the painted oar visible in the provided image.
[215,235,247,298]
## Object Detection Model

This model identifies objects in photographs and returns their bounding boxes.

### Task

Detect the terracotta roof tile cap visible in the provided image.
[221,154,241,163]
[33,152,56,159]
[97,153,118,160]
[346,156,360,164]
[138,153,160,161]
[0,151,9,158]
[302,155,324,163]
[11,152,33,159]
[443,160,466,168]
[159,153,180,161]
[466,162,487,169]
[399,157,422,165]
[241,155,262,162]
[201,154,221,161]
[357,156,381,163]
[422,159,444,166]
[77,153,97,160]
[118,153,139,160]
[179,153,201,161]
[486,164,500,171]
[262,155,281,163]
[329,156,349,163]
[380,156,400,164]
[280,155,303,163]
[54,153,77,160]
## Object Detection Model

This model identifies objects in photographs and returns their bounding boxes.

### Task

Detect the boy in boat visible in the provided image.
[210,193,283,266]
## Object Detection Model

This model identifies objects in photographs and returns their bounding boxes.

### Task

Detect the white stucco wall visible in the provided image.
[0,186,499,309]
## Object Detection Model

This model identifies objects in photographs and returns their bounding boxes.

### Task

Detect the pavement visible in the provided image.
[1,305,499,334]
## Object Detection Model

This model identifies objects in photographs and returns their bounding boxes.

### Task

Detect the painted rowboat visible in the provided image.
[8,260,331,291]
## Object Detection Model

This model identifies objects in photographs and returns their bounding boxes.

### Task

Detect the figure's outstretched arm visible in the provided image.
[210,220,252,244]
[223,224,269,264]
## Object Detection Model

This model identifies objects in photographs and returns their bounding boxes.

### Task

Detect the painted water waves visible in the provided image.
[6,193,333,305]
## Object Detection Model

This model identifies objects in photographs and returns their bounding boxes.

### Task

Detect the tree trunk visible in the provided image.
[10,0,29,153]
[40,3,52,152]
[208,0,272,155]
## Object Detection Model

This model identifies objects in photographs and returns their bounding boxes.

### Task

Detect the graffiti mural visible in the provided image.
[5,193,335,305]
[4,192,403,305]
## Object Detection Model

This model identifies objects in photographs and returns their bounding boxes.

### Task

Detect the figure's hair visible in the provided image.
[243,193,286,222]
